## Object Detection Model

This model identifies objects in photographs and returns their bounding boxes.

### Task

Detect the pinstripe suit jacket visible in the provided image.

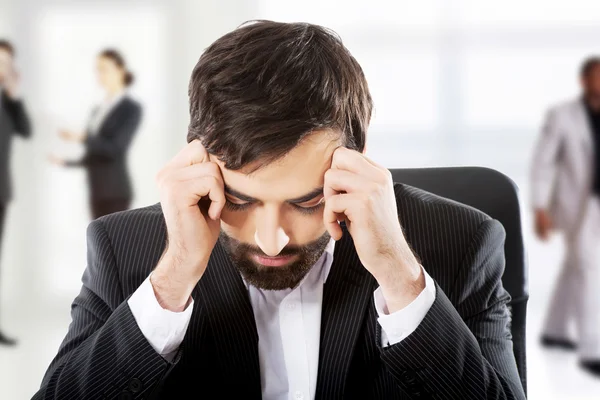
[34,184,526,400]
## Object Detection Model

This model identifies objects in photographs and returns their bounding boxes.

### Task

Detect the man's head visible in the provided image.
[581,57,600,100]
[187,21,373,290]
[0,39,15,85]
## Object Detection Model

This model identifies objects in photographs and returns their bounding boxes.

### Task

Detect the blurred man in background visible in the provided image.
[0,39,31,346]
[531,57,600,377]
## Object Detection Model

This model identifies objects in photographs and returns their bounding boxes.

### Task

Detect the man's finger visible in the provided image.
[206,176,226,220]
[324,168,370,197]
[168,162,226,220]
[172,161,222,183]
[323,193,355,240]
[181,175,226,220]
[330,146,379,178]
[169,139,210,168]
[360,152,385,169]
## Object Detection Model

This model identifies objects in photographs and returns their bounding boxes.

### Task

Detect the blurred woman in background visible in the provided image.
[51,49,142,219]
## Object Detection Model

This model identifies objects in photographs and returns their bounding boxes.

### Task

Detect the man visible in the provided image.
[35,21,524,399]
[532,57,600,378]
[0,39,31,346]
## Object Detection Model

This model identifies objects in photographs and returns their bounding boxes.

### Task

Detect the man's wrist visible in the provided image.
[151,254,205,312]
[376,257,425,314]
[150,272,196,312]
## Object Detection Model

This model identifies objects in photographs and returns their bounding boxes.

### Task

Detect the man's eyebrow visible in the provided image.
[224,185,324,204]
[287,187,324,204]
[224,185,258,202]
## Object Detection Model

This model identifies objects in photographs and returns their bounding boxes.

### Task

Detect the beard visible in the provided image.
[218,230,332,290]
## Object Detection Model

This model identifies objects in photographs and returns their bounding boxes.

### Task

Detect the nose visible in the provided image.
[254,208,290,256]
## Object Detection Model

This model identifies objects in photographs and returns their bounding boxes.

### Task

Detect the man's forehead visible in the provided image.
[210,129,341,175]
[231,159,329,179]
[211,131,339,200]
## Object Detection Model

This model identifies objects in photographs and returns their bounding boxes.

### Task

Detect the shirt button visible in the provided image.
[294,391,304,400]
[286,302,297,311]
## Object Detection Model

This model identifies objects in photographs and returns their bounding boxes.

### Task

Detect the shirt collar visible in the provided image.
[105,90,126,107]
[321,237,336,283]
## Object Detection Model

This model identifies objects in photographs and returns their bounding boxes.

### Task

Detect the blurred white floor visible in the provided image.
[1,204,600,399]
[525,234,600,400]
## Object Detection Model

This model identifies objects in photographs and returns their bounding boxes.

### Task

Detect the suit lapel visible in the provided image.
[96,97,126,136]
[194,240,262,397]
[316,224,376,399]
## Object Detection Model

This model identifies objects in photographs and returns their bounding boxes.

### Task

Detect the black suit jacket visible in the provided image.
[34,184,526,400]
[67,97,142,201]
[0,90,31,204]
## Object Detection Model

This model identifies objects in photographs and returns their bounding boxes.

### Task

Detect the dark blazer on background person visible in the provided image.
[33,184,526,400]
[67,96,142,203]
[0,90,31,205]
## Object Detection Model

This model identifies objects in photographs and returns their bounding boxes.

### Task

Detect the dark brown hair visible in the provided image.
[581,56,600,78]
[0,39,15,57]
[99,48,134,86]
[187,20,373,170]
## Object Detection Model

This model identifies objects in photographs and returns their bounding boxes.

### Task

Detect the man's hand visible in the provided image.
[151,140,226,312]
[323,147,425,313]
[535,208,553,241]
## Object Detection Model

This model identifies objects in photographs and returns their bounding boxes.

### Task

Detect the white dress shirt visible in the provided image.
[87,91,126,135]
[128,240,436,400]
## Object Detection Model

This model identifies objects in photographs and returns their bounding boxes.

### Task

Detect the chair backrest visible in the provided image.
[390,166,528,394]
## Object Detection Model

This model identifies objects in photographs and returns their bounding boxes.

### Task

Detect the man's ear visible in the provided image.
[362,143,367,155]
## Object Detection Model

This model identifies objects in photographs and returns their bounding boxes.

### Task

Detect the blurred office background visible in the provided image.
[1,0,599,398]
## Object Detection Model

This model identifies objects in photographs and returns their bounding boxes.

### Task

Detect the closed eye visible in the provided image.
[225,198,253,212]
[223,195,325,215]
[292,197,325,215]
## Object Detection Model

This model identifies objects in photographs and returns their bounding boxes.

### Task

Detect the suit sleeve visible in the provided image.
[3,95,32,138]
[83,104,142,161]
[379,219,526,399]
[530,108,562,209]
[32,219,176,400]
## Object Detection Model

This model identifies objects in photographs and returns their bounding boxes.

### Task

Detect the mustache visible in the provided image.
[237,244,301,257]
[219,230,331,257]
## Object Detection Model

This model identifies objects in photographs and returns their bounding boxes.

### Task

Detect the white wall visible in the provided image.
[2,0,261,303]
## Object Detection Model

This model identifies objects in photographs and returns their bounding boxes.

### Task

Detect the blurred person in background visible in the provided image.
[50,49,142,219]
[0,39,31,346]
[531,56,600,378]
[35,21,524,399]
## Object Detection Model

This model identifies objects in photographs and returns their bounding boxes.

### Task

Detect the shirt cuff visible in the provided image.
[374,267,436,347]
[127,274,194,361]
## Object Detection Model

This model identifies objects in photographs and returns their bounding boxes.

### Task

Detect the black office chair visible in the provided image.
[390,166,528,395]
